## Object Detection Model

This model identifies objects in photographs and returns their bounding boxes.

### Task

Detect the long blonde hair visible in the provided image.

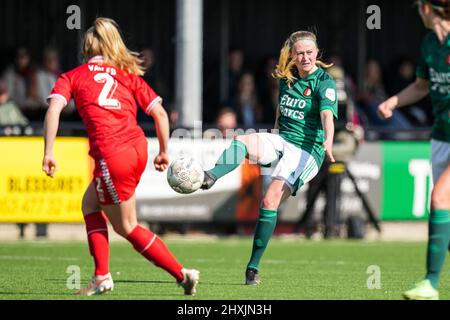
[83,17,144,76]
[423,0,450,20]
[273,31,332,87]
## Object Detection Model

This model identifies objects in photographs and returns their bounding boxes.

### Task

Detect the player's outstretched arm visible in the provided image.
[321,109,335,163]
[149,102,170,172]
[377,78,429,120]
[43,97,65,178]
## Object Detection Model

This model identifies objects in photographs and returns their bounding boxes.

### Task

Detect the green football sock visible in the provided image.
[208,140,248,179]
[426,209,450,289]
[247,208,278,271]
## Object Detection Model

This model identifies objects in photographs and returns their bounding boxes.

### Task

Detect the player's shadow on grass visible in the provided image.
[43,278,174,285]
[114,280,174,284]
[44,278,245,287]
[115,279,247,289]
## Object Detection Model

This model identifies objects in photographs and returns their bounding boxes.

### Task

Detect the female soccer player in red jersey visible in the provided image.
[42,17,199,296]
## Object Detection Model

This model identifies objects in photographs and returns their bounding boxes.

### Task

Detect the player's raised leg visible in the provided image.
[75,181,113,296]
[246,179,291,285]
[201,134,266,190]
[103,195,200,295]
[404,163,450,300]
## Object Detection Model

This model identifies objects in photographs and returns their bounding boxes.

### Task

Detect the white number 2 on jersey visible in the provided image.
[94,73,121,109]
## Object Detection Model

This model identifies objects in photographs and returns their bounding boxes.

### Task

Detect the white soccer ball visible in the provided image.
[167,157,205,194]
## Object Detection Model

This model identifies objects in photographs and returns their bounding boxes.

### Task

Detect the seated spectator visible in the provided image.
[357,59,412,130]
[137,48,172,124]
[326,66,364,161]
[36,47,76,121]
[226,48,245,101]
[228,72,263,127]
[2,47,40,120]
[387,57,428,126]
[216,107,238,138]
[168,107,180,128]
[256,56,279,124]
[329,54,358,102]
[203,107,238,140]
[37,47,61,106]
[0,79,29,126]
[141,47,171,100]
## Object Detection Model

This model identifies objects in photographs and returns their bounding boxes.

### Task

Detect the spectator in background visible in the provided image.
[141,48,170,100]
[138,48,172,123]
[36,47,76,121]
[328,65,364,146]
[2,47,40,120]
[389,57,416,94]
[36,47,61,106]
[226,48,245,102]
[216,107,238,138]
[387,57,428,126]
[0,79,29,126]
[296,65,364,238]
[168,106,180,128]
[256,56,279,124]
[329,54,358,102]
[228,72,263,127]
[357,59,412,130]
[213,106,262,236]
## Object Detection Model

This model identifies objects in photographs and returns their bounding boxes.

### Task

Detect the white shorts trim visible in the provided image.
[99,159,121,205]
[432,139,450,184]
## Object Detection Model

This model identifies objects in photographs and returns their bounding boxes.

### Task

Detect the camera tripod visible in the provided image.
[293,160,382,238]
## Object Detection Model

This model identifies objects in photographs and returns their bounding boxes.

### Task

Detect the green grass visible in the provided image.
[0,238,449,300]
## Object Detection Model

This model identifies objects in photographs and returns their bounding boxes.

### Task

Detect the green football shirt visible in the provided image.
[277,67,338,166]
[417,32,450,142]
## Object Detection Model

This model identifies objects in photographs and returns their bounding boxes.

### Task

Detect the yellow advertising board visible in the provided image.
[0,137,91,223]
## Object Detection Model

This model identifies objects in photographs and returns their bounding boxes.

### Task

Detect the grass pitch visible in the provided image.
[0,238,448,300]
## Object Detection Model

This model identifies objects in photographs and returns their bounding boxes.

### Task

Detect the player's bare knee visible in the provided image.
[81,200,99,216]
[262,193,282,210]
[431,187,450,209]
[125,219,138,233]
[81,193,100,216]
[110,222,129,238]
[238,134,261,162]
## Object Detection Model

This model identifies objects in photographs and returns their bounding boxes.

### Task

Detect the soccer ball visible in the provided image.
[167,157,205,194]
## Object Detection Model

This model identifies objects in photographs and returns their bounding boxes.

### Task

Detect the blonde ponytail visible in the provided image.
[316,60,334,69]
[83,17,144,76]
[273,31,333,87]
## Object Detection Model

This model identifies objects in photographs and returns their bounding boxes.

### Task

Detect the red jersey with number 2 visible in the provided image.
[48,56,161,160]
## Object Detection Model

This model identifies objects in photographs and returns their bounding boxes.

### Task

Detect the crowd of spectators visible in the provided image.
[0,46,433,138]
[205,49,432,138]
[0,46,78,128]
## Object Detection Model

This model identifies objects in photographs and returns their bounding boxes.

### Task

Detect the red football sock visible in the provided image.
[126,225,184,282]
[84,212,109,276]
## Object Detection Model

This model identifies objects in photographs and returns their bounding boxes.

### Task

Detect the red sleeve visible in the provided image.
[133,75,162,114]
[47,73,72,106]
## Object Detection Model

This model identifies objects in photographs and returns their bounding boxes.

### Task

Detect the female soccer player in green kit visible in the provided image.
[201,31,338,285]
[378,0,450,300]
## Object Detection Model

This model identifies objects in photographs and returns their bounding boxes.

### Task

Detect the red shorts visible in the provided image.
[93,138,148,205]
